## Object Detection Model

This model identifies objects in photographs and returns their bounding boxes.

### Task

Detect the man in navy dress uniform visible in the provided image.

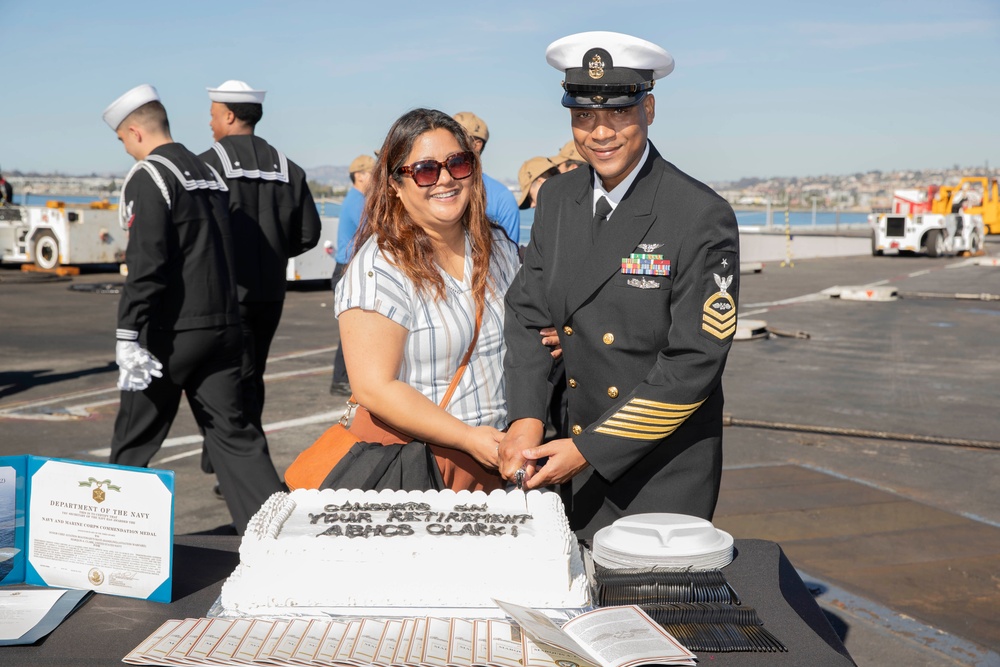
[103,84,284,533]
[500,32,740,540]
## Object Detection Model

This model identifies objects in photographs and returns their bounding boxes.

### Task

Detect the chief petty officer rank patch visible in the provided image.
[701,250,738,343]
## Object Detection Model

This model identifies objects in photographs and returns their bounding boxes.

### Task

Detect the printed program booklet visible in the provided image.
[495,599,697,667]
[0,455,174,603]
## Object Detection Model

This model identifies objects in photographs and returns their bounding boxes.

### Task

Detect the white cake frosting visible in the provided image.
[220,488,589,615]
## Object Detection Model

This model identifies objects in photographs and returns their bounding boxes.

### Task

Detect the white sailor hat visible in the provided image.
[207,80,266,104]
[102,83,160,131]
[546,31,674,108]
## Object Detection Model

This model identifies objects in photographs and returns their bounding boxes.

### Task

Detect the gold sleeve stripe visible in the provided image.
[620,405,699,419]
[594,427,666,440]
[594,397,707,441]
[602,419,678,433]
[611,413,689,426]
[629,398,705,411]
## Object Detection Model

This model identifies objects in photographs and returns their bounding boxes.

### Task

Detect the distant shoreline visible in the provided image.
[732,205,870,214]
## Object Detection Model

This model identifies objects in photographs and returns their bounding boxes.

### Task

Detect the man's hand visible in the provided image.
[539,326,562,360]
[115,341,163,391]
[521,437,590,489]
[498,418,544,481]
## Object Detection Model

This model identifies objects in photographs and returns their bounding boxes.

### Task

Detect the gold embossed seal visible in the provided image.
[78,477,122,503]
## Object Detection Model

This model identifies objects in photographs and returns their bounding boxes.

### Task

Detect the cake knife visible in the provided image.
[515,466,528,511]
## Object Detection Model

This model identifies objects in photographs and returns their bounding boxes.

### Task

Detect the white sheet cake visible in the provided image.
[219,488,590,615]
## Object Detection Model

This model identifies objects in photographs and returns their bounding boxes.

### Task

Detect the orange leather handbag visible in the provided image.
[284,306,483,491]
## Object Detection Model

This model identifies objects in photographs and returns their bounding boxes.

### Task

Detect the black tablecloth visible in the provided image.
[2,537,855,666]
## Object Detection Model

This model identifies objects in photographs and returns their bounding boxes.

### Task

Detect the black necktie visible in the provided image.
[592,196,612,242]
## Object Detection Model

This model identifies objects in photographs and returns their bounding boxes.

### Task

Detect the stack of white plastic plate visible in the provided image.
[592,513,734,570]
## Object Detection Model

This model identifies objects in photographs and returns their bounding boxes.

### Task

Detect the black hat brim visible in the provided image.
[561,89,648,109]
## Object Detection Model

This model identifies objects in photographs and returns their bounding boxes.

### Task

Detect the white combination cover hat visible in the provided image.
[546,31,674,108]
[102,84,160,131]
[207,80,266,104]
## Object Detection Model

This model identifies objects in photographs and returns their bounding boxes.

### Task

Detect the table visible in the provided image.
[2,537,856,666]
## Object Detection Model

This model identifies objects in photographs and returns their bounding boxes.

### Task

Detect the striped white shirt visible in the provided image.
[335,229,520,430]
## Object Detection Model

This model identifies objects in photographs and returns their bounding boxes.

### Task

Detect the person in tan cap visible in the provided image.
[329,152,375,394]
[550,140,587,173]
[517,156,560,209]
[453,111,521,244]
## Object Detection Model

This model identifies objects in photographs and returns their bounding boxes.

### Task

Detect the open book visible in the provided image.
[495,599,697,667]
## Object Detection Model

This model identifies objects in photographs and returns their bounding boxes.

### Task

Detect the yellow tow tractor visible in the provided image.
[931,176,1000,235]
[871,176,997,257]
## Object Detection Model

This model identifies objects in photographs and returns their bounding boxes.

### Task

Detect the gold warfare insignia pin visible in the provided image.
[702,273,736,340]
[588,53,605,79]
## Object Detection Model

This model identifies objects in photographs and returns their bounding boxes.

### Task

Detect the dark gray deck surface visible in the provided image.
[2,244,999,665]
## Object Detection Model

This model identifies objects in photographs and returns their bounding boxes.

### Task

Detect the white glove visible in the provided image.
[115,341,163,391]
[118,367,150,392]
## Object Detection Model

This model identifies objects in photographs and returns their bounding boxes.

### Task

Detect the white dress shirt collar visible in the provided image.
[592,141,651,216]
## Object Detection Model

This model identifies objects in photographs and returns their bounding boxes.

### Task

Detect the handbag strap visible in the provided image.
[439,300,484,408]
[342,300,484,423]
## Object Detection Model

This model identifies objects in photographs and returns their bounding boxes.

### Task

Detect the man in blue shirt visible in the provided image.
[330,153,374,394]
[453,112,520,245]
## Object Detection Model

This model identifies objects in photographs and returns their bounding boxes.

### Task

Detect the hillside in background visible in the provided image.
[5,165,996,210]
[305,165,350,188]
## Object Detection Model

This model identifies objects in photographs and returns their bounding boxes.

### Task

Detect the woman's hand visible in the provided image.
[498,419,544,481]
[460,425,504,470]
[539,326,562,360]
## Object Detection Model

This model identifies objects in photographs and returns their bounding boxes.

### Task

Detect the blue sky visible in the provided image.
[2,0,998,184]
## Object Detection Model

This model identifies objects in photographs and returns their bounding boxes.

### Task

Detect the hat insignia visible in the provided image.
[588,54,605,80]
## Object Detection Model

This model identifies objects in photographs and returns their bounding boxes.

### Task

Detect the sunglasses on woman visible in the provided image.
[397,151,475,187]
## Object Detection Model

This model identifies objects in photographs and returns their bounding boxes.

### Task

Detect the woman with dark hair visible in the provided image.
[334,108,520,492]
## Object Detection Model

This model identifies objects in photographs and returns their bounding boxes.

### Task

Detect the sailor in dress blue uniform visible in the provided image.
[103,84,284,533]
[500,32,741,540]
[200,80,321,432]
